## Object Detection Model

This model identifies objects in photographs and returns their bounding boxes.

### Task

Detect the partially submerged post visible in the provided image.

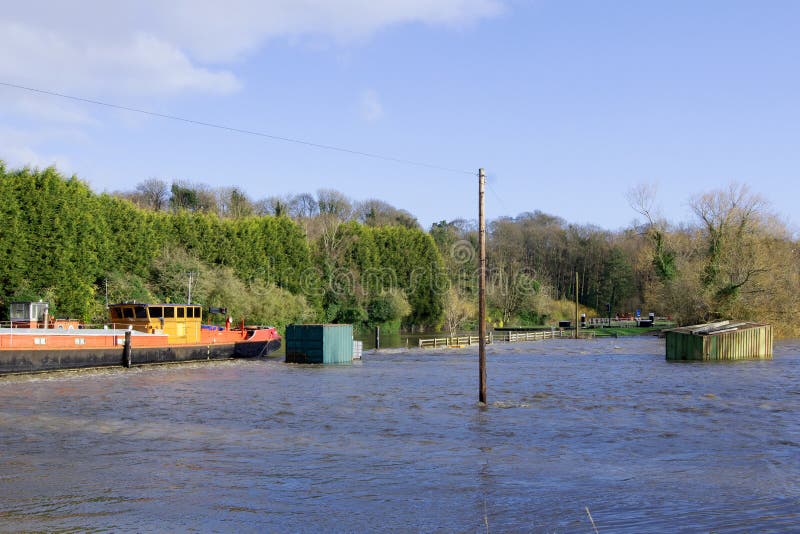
[574,272,579,339]
[665,321,773,361]
[478,168,487,405]
[123,330,132,368]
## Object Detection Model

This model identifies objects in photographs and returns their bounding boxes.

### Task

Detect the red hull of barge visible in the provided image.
[0,327,281,375]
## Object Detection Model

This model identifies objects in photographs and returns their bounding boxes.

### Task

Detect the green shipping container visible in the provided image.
[665,321,772,361]
[285,324,354,364]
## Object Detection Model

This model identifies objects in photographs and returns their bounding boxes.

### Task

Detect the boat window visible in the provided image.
[31,302,48,321]
[9,303,27,320]
[110,308,122,320]
[135,307,148,319]
[164,307,175,318]
[122,307,134,319]
[149,306,163,318]
[192,306,201,318]
[177,307,185,318]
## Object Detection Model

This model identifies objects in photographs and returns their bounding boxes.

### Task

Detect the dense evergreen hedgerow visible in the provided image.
[0,163,446,329]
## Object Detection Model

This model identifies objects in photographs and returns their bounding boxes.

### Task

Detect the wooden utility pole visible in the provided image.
[575,272,579,339]
[187,271,195,305]
[478,168,487,404]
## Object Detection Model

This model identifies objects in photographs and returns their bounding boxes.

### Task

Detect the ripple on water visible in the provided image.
[0,338,798,532]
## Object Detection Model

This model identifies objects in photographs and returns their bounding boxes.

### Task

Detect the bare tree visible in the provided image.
[691,184,764,247]
[289,193,319,219]
[626,183,661,230]
[316,189,353,220]
[135,178,170,211]
[690,183,767,291]
[443,287,476,337]
[626,183,675,281]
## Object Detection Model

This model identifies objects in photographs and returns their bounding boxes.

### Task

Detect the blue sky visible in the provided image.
[1,1,798,231]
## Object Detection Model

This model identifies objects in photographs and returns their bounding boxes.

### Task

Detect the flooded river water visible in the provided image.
[0,337,798,532]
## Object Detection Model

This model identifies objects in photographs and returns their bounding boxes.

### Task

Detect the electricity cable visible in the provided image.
[484,173,510,214]
[0,81,477,176]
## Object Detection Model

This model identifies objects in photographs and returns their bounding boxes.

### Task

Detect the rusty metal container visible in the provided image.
[665,321,772,361]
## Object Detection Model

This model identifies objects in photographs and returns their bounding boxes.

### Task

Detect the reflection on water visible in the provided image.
[354,327,427,350]
[0,337,798,532]
[354,328,490,350]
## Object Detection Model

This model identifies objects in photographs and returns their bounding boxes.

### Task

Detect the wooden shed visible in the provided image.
[665,321,773,361]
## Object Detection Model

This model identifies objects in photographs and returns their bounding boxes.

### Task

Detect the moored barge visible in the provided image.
[0,301,281,375]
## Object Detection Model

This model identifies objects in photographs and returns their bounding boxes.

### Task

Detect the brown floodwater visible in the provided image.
[0,337,798,532]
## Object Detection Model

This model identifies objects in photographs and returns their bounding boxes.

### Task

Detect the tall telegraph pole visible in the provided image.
[478,168,487,405]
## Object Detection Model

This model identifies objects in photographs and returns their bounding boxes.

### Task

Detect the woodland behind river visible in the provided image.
[2,162,799,337]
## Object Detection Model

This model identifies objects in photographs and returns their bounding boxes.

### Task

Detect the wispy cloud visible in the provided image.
[0,126,74,171]
[359,89,384,122]
[0,1,505,90]
[0,22,240,98]
[0,1,504,168]
[159,0,507,61]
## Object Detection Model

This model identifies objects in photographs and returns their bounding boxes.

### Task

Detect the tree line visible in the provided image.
[2,162,798,337]
[0,163,443,331]
[430,183,800,338]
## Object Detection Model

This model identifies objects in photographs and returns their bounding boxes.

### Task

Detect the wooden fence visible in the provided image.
[418,329,575,349]
[419,335,490,349]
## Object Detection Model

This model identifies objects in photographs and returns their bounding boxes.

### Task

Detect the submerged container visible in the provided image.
[665,321,773,361]
[285,324,354,364]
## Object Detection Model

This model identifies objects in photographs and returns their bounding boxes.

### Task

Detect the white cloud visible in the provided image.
[0,21,240,98]
[360,89,384,122]
[0,127,74,171]
[159,0,507,61]
[0,1,505,89]
[0,1,503,136]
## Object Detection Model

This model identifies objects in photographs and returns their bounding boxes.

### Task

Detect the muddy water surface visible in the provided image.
[0,337,798,532]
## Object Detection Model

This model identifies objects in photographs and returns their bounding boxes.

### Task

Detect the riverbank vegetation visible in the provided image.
[1,162,799,337]
[0,163,442,331]
[430,184,800,337]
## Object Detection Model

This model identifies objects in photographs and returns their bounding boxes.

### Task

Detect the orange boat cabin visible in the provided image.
[108,303,204,344]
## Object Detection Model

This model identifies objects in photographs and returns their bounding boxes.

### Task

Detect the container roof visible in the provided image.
[667,320,769,336]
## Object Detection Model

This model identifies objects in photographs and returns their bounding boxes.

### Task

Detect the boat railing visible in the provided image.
[0,320,277,333]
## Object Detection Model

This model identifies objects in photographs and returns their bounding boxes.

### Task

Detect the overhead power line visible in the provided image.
[0,81,476,176]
